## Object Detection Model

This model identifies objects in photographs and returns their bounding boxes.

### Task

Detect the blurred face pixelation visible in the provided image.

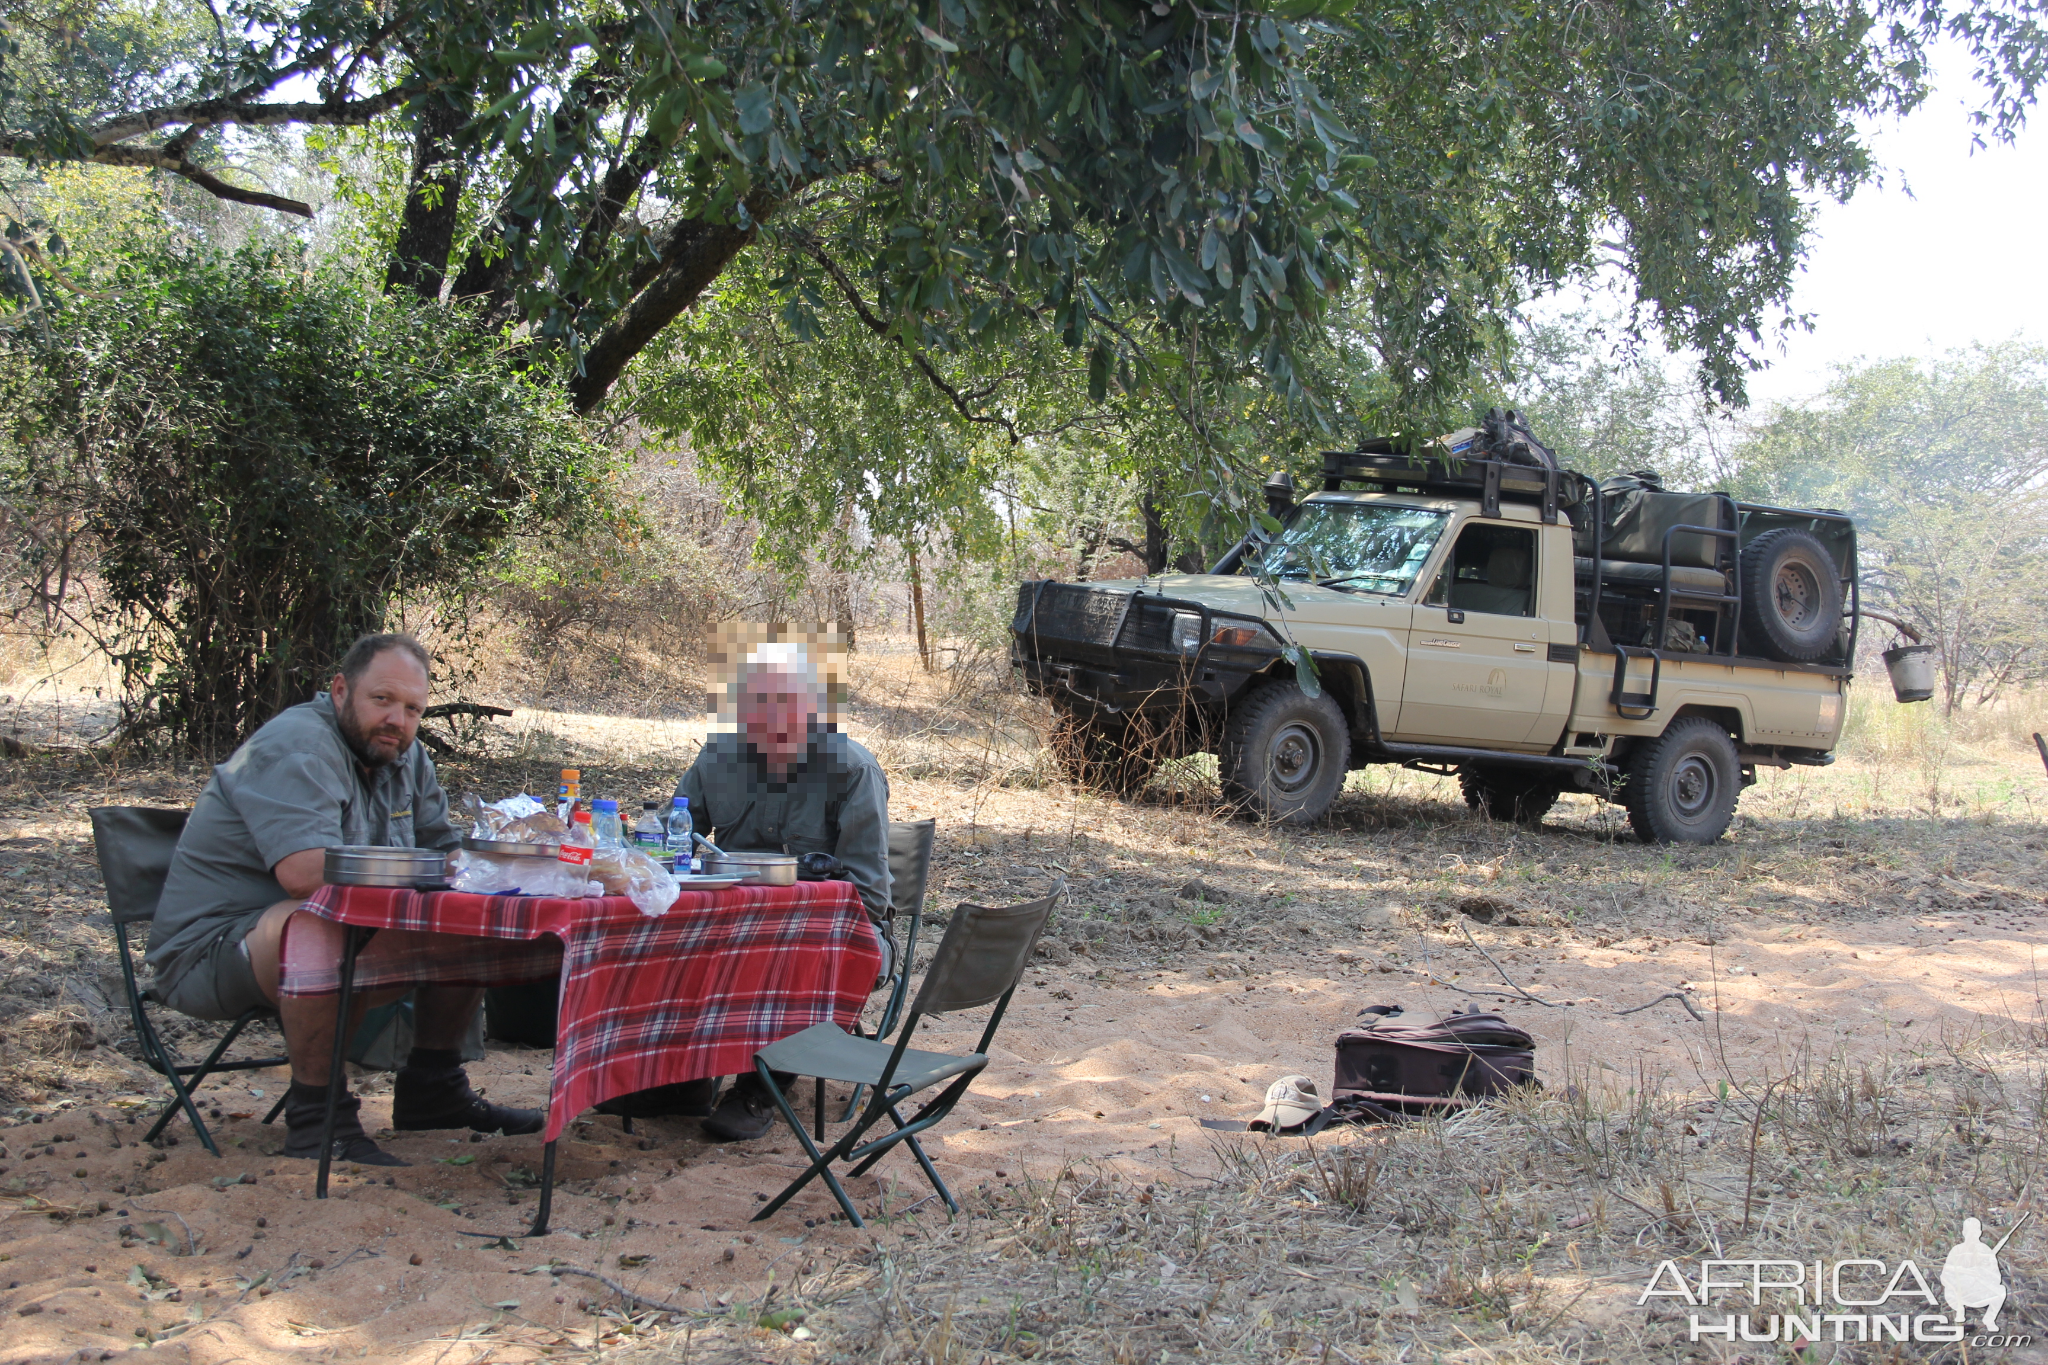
[737,658,821,766]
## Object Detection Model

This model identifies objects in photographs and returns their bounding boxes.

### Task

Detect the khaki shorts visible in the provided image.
[152,911,270,1021]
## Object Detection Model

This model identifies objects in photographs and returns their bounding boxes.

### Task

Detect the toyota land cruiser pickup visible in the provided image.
[1010,442,1861,843]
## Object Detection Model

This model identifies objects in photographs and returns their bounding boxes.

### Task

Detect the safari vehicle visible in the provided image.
[1010,426,1862,843]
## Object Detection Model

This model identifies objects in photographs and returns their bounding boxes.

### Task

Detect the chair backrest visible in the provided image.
[909,883,1061,1015]
[886,819,936,923]
[89,807,190,925]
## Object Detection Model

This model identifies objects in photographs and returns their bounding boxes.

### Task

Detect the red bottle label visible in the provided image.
[556,845,594,867]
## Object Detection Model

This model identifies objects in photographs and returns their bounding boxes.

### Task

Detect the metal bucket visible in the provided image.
[1882,643,1936,703]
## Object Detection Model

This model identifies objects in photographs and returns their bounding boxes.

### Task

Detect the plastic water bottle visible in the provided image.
[665,796,696,873]
[589,798,624,849]
[632,801,665,853]
[556,768,581,822]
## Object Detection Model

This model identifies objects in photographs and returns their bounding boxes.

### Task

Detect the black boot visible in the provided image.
[392,1051,544,1135]
[701,1072,792,1143]
[595,1078,719,1120]
[281,1081,408,1166]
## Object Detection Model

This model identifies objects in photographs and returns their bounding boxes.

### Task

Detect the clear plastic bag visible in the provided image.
[448,849,529,895]
[590,847,681,917]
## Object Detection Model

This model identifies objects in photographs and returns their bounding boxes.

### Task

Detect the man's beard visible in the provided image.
[336,696,409,769]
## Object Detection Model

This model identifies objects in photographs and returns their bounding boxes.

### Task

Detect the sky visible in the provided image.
[1532,50,2048,415]
[1713,54,2048,412]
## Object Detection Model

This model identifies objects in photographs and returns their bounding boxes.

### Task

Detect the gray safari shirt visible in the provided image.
[675,729,891,922]
[148,693,458,983]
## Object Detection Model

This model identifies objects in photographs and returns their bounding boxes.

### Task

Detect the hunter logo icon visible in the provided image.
[1943,1214,2027,1331]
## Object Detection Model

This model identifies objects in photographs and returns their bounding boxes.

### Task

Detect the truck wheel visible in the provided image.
[1623,717,1740,844]
[1739,528,1841,663]
[1459,766,1562,827]
[1048,711,1160,796]
[1220,683,1350,825]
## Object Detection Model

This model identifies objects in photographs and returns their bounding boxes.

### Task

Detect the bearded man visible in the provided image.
[149,633,540,1165]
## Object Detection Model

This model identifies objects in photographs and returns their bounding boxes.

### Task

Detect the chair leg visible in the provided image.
[847,1103,959,1215]
[751,1062,867,1228]
[143,1033,219,1156]
[262,1092,287,1125]
[814,1077,825,1141]
[143,1010,253,1149]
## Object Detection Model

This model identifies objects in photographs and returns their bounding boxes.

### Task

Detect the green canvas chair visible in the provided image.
[89,807,287,1154]
[834,818,937,1122]
[750,881,1061,1229]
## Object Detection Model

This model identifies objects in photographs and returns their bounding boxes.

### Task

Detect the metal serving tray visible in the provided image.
[461,836,564,858]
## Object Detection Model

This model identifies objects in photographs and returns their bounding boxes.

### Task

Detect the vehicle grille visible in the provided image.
[1012,582,1135,649]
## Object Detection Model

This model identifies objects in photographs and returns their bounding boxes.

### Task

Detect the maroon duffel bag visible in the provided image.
[1330,1004,1538,1121]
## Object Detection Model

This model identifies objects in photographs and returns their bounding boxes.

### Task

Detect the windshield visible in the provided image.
[1251,502,1451,597]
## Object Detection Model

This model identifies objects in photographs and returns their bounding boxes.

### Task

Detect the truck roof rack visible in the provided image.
[1319,449,1579,524]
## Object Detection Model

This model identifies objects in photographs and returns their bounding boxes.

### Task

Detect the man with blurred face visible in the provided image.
[655,641,890,1140]
[151,633,541,1166]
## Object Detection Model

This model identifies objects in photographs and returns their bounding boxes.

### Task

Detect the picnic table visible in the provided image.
[282,879,881,1234]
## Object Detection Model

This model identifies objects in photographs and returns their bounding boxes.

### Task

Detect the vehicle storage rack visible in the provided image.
[1315,449,1858,719]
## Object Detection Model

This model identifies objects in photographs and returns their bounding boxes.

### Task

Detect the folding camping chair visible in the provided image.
[750,881,1061,1228]
[835,818,937,1122]
[89,807,287,1155]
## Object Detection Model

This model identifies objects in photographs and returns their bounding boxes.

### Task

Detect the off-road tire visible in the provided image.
[1459,766,1563,827]
[1219,682,1350,825]
[1623,716,1741,844]
[1739,528,1842,663]
[1047,710,1160,796]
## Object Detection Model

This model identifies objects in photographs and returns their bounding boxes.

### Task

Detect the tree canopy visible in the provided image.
[6,0,2042,428]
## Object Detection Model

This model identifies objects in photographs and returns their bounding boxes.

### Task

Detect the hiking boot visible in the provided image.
[281,1083,408,1167]
[392,1063,544,1136]
[701,1074,787,1143]
[595,1078,719,1120]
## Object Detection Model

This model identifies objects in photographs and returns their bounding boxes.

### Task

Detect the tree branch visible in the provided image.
[63,144,316,217]
[802,241,1021,443]
[567,188,783,413]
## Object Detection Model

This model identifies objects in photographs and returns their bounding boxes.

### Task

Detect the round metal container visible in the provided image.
[699,852,798,885]
[461,836,564,859]
[325,844,447,888]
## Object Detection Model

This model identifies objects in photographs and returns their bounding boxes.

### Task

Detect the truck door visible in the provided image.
[1390,520,1568,746]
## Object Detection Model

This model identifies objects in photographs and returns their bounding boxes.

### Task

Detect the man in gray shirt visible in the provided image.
[151,633,540,1164]
[669,641,891,1141]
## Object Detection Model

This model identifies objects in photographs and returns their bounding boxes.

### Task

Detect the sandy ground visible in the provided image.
[1,657,2044,1363]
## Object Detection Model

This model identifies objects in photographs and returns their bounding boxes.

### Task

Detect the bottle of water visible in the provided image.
[632,801,665,853]
[666,796,696,873]
[556,768,581,823]
[589,798,624,849]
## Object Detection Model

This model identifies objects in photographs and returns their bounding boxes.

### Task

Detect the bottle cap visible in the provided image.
[672,795,689,807]
[643,800,659,810]
[561,769,580,778]
[572,809,592,823]
[592,798,618,813]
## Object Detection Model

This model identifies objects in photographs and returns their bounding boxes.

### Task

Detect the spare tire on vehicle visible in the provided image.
[1739,528,1842,663]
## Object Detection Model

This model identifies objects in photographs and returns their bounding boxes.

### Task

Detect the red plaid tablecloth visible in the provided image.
[283,881,880,1142]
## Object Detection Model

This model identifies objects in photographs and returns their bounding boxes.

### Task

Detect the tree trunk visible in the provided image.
[908,545,930,671]
[384,95,470,301]
[1140,481,1170,575]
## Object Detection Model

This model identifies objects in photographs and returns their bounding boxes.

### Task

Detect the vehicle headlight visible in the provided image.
[1171,612,1203,654]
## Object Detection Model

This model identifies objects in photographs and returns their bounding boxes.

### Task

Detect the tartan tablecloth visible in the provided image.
[283,880,880,1142]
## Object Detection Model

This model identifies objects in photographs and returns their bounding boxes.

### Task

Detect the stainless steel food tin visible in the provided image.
[699,852,798,885]
[461,836,565,859]
[325,845,448,888]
